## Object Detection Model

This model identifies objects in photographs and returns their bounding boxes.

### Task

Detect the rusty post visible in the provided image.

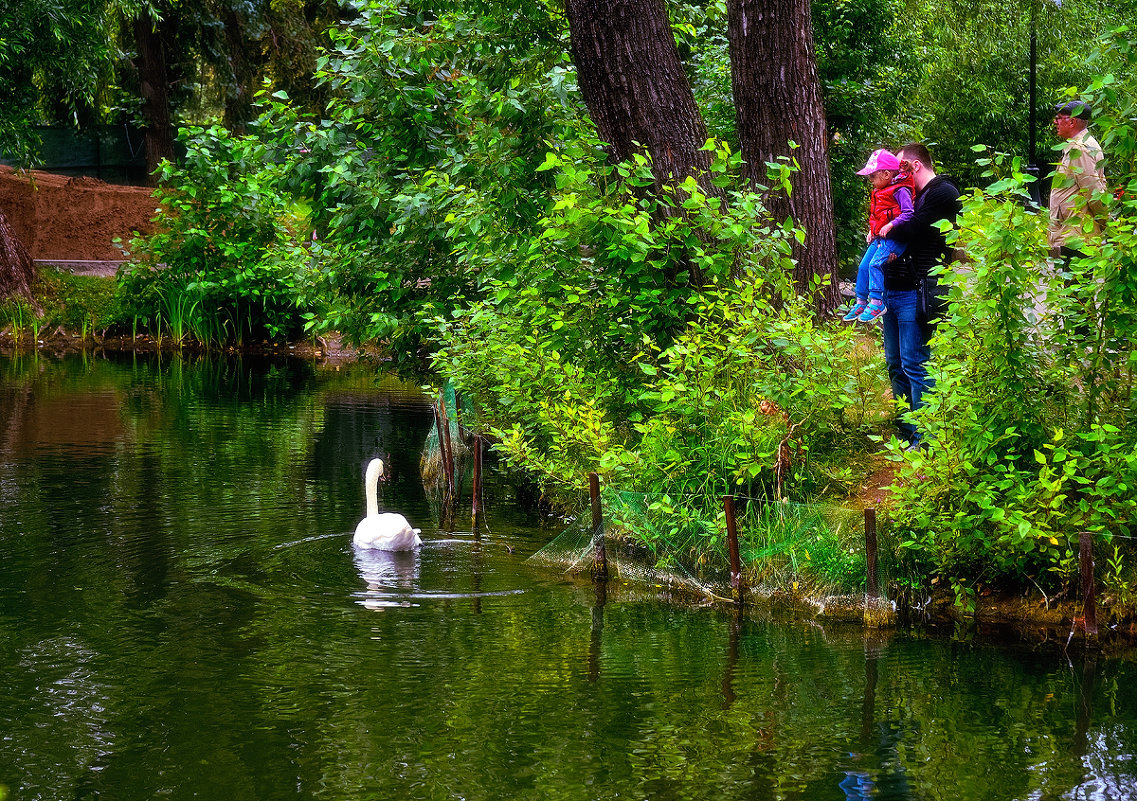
[589,472,608,582]
[437,394,456,497]
[471,435,483,535]
[865,508,879,599]
[1080,530,1098,637]
[724,495,743,605]
[433,402,447,483]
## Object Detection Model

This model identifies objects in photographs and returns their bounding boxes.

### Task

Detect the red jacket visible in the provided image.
[868,173,915,237]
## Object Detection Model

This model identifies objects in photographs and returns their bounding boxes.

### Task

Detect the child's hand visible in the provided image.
[865,232,873,244]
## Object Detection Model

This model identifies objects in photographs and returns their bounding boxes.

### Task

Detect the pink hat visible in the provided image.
[856,149,901,175]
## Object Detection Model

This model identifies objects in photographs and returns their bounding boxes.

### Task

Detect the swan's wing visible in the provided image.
[354,513,422,550]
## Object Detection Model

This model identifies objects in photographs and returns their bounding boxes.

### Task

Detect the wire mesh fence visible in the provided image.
[529,483,886,606]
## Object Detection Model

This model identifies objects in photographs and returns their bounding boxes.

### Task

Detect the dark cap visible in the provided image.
[1055,100,1092,120]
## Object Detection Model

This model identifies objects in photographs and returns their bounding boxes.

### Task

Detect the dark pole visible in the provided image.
[865,508,879,599]
[589,472,608,582]
[1028,1,1041,205]
[724,495,744,605]
[471,436,483,535]
[1079,530,1098,637]
[438,395,456,498]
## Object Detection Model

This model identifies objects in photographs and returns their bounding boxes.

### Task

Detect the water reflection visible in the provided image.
[2,353,1137,801]
[353,547,422,609]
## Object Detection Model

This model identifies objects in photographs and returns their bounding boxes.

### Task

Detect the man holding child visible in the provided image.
[877,143,962,449]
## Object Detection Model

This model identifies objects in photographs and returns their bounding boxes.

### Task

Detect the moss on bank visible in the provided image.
[0,268,126,342]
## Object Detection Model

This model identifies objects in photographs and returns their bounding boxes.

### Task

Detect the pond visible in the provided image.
[1,352,1136,801]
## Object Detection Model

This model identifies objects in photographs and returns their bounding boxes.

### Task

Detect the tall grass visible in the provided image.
[155,283,201,347]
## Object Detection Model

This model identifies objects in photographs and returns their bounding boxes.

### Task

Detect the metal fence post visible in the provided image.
[865,508,879,599]
[589,472,608,582]
[724,495,744,606]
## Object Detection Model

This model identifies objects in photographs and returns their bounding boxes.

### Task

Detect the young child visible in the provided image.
[843,149,915,323]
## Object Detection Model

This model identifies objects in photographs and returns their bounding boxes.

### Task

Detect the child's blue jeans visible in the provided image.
[855,237,907,301]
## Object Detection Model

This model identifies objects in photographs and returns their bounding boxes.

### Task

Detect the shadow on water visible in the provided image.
[1,352,1137,801]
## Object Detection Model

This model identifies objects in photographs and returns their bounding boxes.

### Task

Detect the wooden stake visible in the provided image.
[1080,530,1098,637]
[865,508,879,599]
[589,472,608,582]
[724,495,744,605]
[437,394,456,497]
[471,435,483,535]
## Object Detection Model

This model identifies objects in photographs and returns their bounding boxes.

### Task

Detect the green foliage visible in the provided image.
[0,297,38,344]
[629,278,888,500]
[904,0,1137,185]
[597,489,869,595]
[0,0,338,165]
[1,268,127,343]
[890,34,1137,594]
[0,0,148,161]
[122,123,315,345]
[288,0,571,357]
[433,137,891,537]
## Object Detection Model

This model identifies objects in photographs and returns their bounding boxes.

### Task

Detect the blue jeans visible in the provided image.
[881,289,934,444]
[855,238,906,301]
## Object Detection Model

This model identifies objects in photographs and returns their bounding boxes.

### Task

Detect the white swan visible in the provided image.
[353,458,422,551]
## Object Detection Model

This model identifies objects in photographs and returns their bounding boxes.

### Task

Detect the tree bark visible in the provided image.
[727,0,840,311]
[564,0,717,195]
[565,0,724,289]
[0,208,36,305]
[221,8,260,134]
[134,14,175,185]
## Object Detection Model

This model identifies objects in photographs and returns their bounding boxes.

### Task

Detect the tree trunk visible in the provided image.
[0,208,36,305]
[727,0,840,311]
[134,14,175,185]
[221,8,260,134]
[564,0,717,195]
[565,0,722,288]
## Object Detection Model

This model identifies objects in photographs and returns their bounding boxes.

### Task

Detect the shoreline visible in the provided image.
[0,328,382,365]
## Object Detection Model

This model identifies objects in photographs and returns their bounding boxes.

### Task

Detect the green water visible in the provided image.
[1,352,1136,801]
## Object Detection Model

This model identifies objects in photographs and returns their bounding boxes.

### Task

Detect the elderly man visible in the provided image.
[1049,99,1108,260]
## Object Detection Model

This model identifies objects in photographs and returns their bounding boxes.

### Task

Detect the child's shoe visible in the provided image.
[857,298,887,323]
[842,300,867,322]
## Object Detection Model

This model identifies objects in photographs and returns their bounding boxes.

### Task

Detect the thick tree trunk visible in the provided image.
[564,0,716,195]
[134,15,175,185]
[221,9,260,134]
[0,208,36,305]
[727,0,840,311]
[564,0,722,288]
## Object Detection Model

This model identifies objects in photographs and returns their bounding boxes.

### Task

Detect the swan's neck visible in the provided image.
[365,459,383,517]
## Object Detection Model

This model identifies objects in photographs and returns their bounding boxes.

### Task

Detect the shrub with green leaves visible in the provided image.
[288,0,572,357]
[890,31,1137,598]
[433,137,891,522]
[122,123,314,344]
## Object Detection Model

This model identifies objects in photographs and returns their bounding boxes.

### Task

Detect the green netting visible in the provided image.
[529,486,879,602]
[420,380,474,488]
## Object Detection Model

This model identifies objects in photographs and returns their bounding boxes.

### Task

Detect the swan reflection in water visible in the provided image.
[353,547,422,609]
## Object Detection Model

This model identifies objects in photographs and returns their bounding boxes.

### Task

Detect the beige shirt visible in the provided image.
[1049,129,1107,250]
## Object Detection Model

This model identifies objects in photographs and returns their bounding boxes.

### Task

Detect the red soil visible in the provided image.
[0,166,158,262]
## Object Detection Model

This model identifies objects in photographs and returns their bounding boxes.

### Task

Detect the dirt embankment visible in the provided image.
[0,166,158,264]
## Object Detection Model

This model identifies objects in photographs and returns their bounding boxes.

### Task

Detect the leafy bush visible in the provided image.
[1,269,128,343]
[890,58,1137,597]
[122,123,314,345]
[288,0,572,358]
[434,138,891,526]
